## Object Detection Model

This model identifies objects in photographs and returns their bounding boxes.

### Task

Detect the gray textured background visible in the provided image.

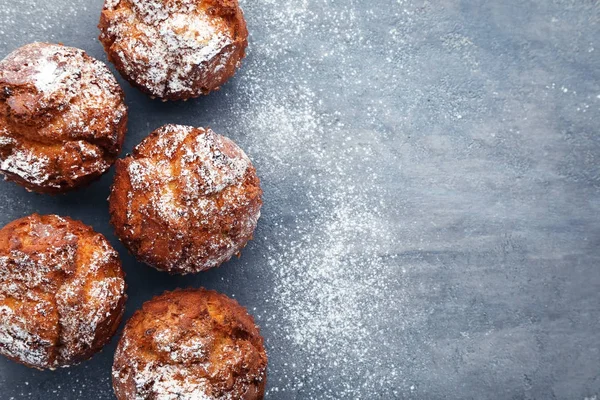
[0,0,599,399]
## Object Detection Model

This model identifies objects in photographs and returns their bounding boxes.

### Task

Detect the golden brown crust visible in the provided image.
[109,124,262,274]
[0,214,127,369]
[113,288,267,400]
[0,42,128,194]
[99,0,248,101]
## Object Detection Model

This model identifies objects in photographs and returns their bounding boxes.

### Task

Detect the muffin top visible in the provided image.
[109,124,262,274]
[0,42,127,193]
[0,214,127,369]
[99,0,248,100]
[113,288,267,400]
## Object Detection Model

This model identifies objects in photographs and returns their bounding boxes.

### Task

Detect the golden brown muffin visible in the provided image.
[109,124,262,274]
[99,0,248,101]
[113,288,267,400]
[0,42,128,194]
[0,214,127,369]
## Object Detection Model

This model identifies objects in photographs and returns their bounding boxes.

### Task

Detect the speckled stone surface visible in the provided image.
[0,1,599,399]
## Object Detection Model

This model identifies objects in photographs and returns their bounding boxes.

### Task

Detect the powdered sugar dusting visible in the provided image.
[128,364,215,400]
[188,130,250,194]
[30,44,85,97]
[0,135,14,147]
[0,148,53,187]
[0,304,52,367]
[2,43,83,104]
[115,316,216,399]
[33,61,59,91]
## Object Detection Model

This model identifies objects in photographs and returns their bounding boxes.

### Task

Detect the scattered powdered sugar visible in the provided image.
[2,43,83,104]
[118,333,217,400]
[154,125,191,157]
[57,273,124,355]
[151,327,209,363]
[211,0,418,397]
[2,0,600,398]
[129,0,197,24]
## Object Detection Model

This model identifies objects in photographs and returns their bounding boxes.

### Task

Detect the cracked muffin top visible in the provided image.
[0,214,127,369]
[0,42,127,194]
[109,124,262,274]
[113,288,267,400]
[99,0,248,101]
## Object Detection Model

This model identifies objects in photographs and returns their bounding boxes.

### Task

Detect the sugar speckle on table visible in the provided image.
[217,0,419,397]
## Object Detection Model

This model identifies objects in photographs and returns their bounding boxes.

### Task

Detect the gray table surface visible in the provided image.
[1,0,599,399]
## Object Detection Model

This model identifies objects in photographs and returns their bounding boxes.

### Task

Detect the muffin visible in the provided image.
[0,214,127,369]
[113,288,267,400]
[109,124,262,274]
[0,42,128,194]
[99,0,248,101]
